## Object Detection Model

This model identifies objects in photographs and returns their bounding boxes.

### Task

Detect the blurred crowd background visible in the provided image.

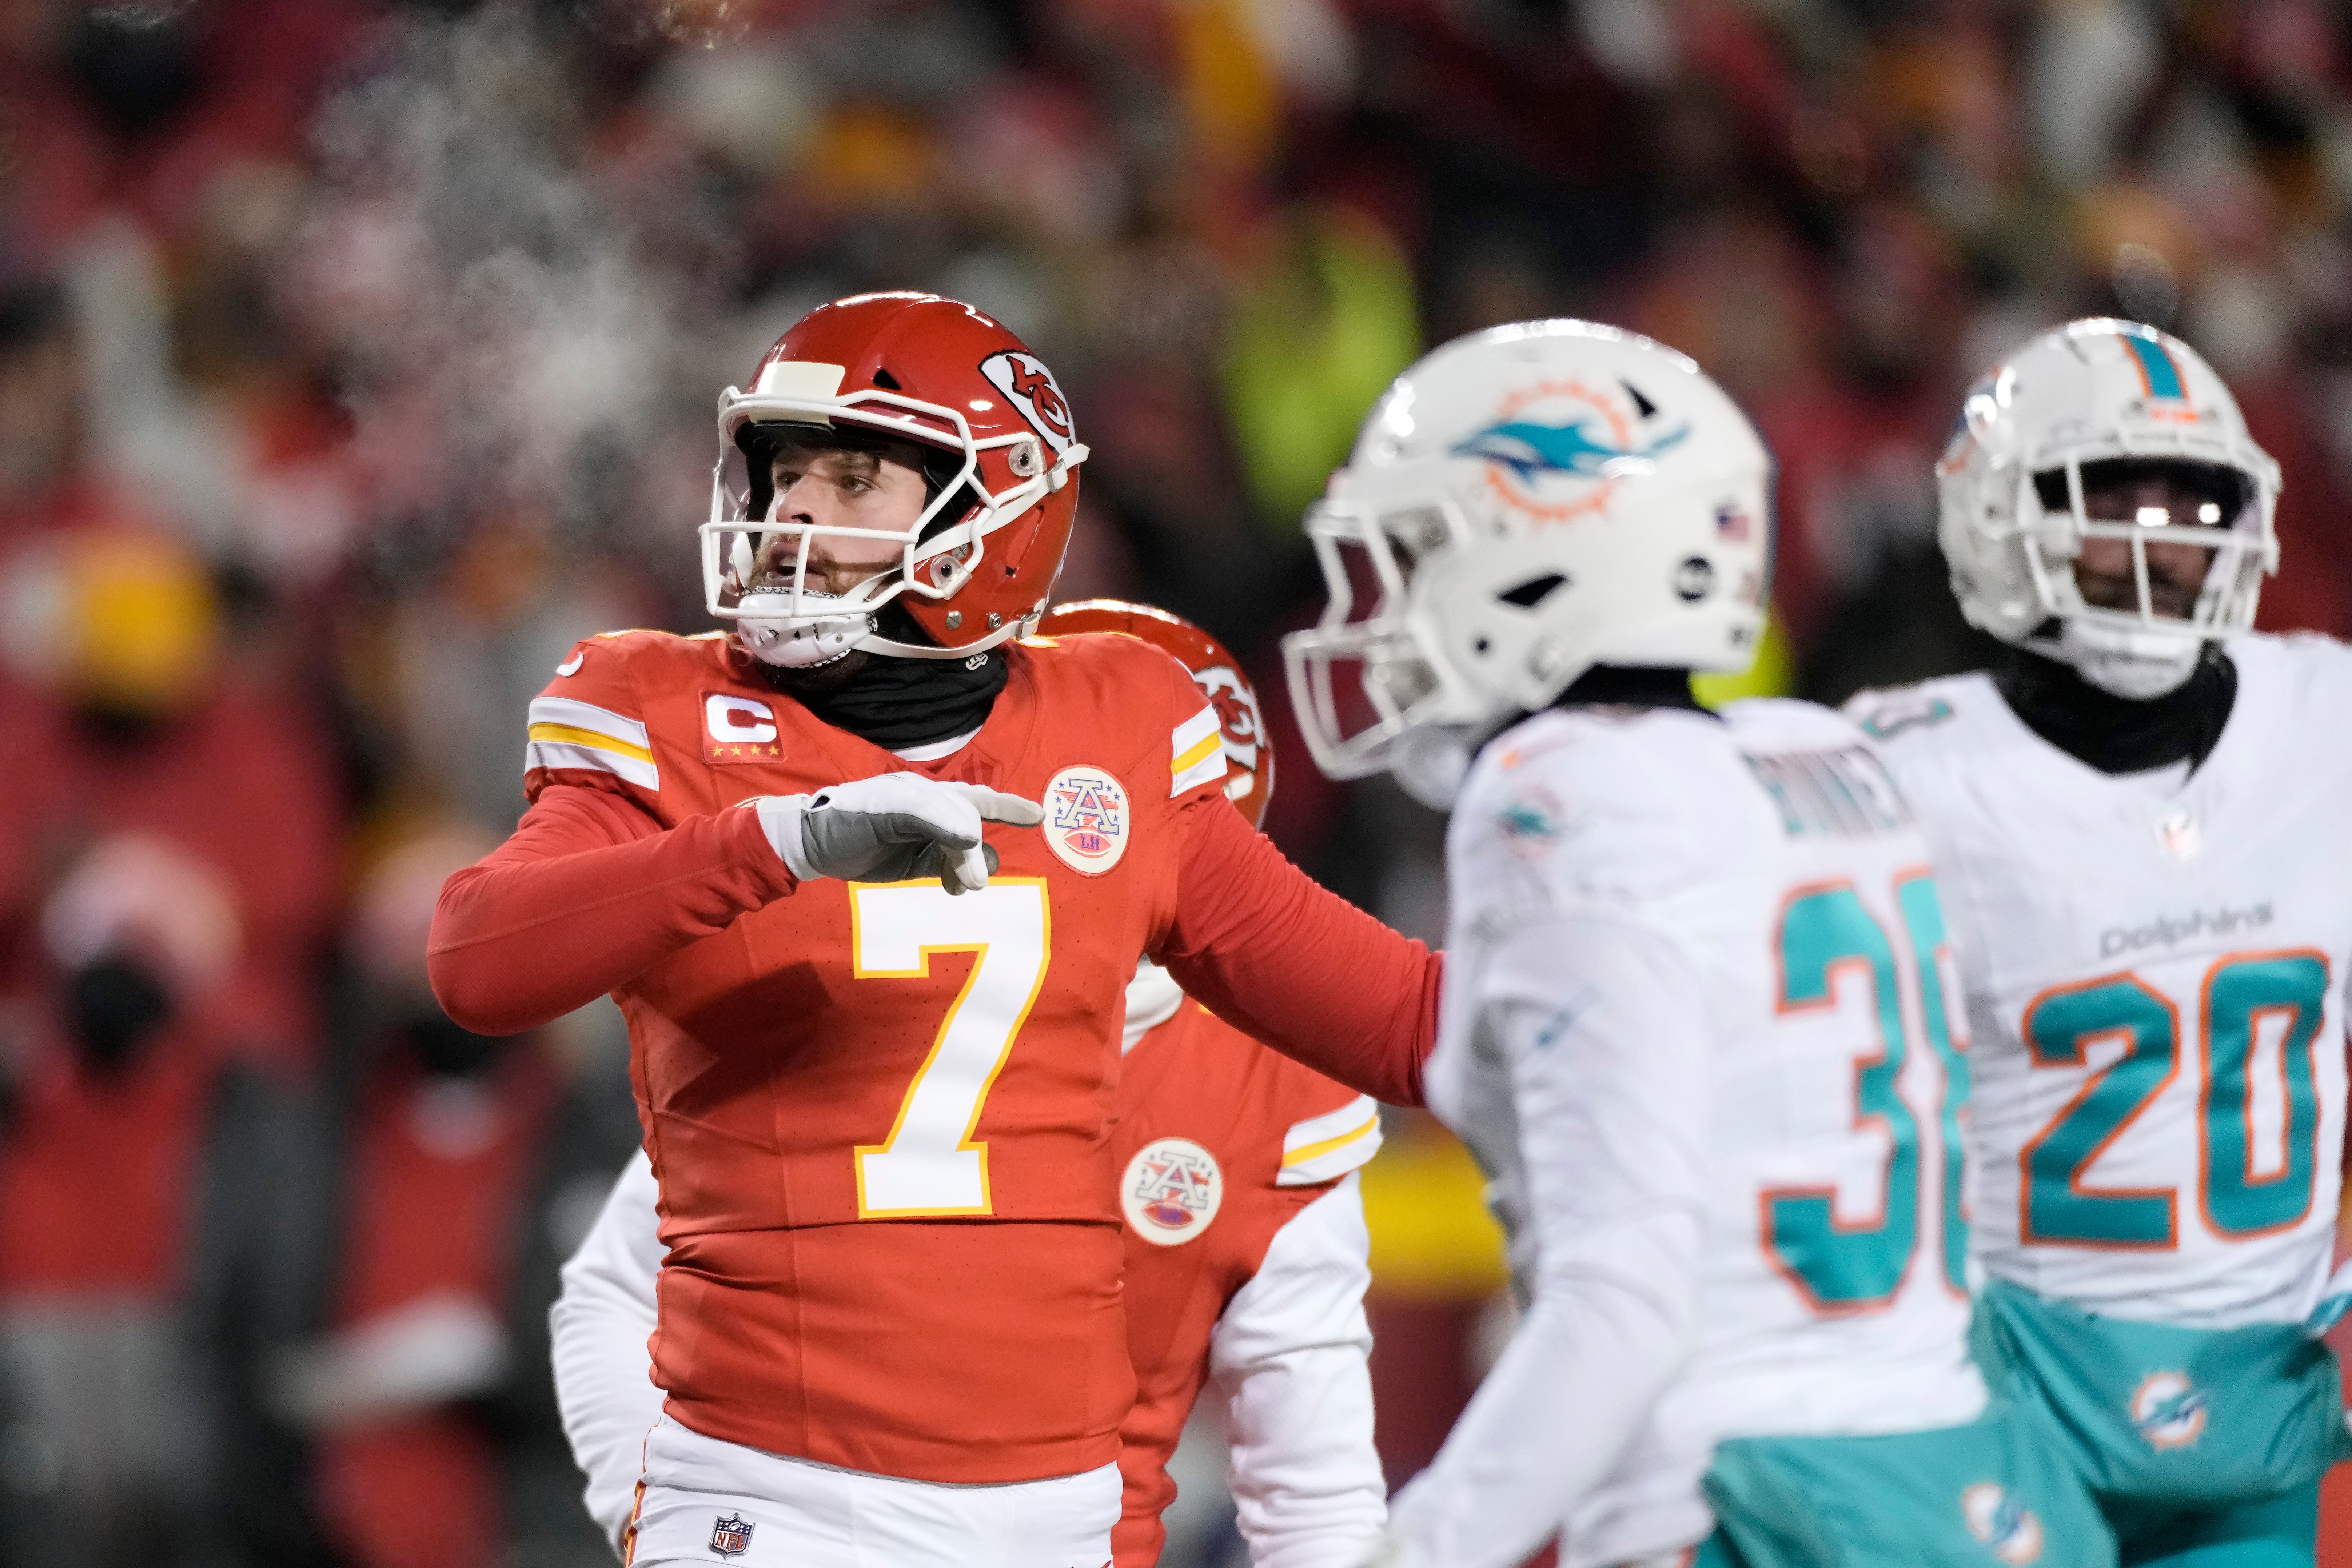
[4,0,2352,1566]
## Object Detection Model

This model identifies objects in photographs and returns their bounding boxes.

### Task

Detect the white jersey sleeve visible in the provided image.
[549,1150,665,1548]
[1386,906,1710,1568]
[1207,1173,1387,1568]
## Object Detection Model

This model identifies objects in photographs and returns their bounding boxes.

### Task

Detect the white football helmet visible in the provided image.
[1938,319,2279,698]
[1283,319,1771,805]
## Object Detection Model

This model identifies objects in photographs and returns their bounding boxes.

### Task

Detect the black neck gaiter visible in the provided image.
[1470,664,1711,766]
[1993,644,2237,775]
[1552,664,1711,715]
[792,645,1010,750]
[740,603,1012,750]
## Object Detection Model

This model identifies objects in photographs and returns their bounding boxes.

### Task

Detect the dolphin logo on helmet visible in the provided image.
[1452,416,1689,485]
[1282,318,1771,807]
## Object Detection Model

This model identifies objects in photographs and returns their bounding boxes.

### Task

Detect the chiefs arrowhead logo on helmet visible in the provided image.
[1035,600,1276,831]
[981,351,1076,452]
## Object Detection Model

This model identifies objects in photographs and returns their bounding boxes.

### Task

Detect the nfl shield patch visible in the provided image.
[1043,765,1131,874]
[708,1514,753,1558]
[2152,806,2202,862]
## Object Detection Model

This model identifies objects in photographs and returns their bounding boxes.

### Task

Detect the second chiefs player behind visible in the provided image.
[427,294,1438,1568]
[549,602,1388,1568]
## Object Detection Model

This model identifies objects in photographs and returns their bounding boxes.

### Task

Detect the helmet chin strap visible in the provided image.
[2051,618,2206,701]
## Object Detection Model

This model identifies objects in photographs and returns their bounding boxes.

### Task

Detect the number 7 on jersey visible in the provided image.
[850,879,1052,1217]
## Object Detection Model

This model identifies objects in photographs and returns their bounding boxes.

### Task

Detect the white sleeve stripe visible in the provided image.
[1173,749,1229,798]
[526,739,659,791]
[1277,1096,1384,1186]
[1172,703,1221,757]
[530,696,650,749]
[1170,705,1227,797]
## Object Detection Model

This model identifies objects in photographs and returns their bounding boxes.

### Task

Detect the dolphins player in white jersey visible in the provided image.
[1285,320,2113,1568]
[1850,319,2352,1566]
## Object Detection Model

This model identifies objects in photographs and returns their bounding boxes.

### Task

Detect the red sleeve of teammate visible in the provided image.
[1157,798,1438,1107]
[427,785,795,1035]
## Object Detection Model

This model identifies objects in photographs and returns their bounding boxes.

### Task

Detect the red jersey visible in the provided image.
[430,629,1436,1485]
[1111,998,1380,1568]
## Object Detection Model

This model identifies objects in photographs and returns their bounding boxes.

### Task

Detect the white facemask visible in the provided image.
[2053,618,2205,700]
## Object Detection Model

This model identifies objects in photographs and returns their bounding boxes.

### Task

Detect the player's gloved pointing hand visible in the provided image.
[751,773,1045,894]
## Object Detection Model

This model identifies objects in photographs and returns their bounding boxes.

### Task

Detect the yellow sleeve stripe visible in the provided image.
[527,722,655,765]
[1282,1113,1379,1169]
[1275,1094,1384,1187]
[1169,705,1227,797]
[530,695,651,746]
[1171,704,1220,758]
[1171,730,1222,777]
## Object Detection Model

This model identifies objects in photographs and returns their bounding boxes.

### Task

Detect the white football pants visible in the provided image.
[625,1415,1119,1568]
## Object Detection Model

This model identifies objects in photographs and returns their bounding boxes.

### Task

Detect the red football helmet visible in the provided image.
[702,292,1089,661]
[1036,600,1275,829]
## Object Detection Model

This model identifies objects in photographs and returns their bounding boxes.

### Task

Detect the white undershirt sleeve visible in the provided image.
[1208,1172,1387,1568]
[1386,913,1712,1568]
[548,1149,666,1552]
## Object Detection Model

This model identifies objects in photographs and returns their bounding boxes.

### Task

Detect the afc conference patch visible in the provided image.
[1122,1136,1223,1246]
[708,1514,753,1558]
[1043,765,1130,874]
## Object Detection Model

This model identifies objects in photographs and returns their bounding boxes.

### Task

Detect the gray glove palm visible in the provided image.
[753,772,1045,894]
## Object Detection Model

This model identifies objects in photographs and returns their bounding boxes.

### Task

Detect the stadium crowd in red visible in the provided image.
[1,2,2349,1568]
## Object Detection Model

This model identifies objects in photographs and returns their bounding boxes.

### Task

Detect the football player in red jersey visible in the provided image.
[548,603,1388,1568]
[427,294,1436,1568]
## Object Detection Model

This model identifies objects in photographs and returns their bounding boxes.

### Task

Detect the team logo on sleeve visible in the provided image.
[1122,1137,1223,1245]
[1043,766,1129,874]
[2130,1371,2208,1450]
[703,693,783,763]
[1496,784,1566,859]
[1856,694,1953,741]
[1960,1484,2044,1564]
[708,1514,753,1558]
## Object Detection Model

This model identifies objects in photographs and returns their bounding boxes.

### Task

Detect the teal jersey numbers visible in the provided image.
[2022,978,2181,1248]
[1897,874,1972,1292]
[2200,951,2328,1239]
[2020,952,2330,1250]
[1766,877,1966,1312]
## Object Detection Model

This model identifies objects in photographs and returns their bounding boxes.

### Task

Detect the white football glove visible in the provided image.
[752,772,1045,894]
